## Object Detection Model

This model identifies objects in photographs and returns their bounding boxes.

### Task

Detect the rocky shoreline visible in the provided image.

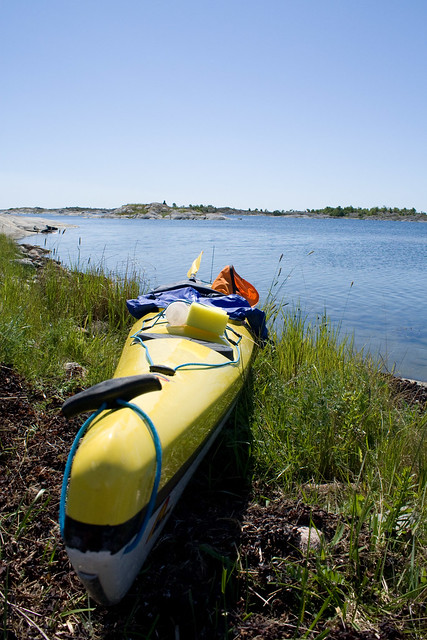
[16,243,62,269]
[0,203,232,224]
[1,202,426,231]
[0,213,75,239]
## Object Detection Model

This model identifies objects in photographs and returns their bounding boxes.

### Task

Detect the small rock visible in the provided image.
[64,362,87,379]
[296,526,322,552]
[91,320,109,334]
[14,257,35,267]
[27,249,45,259]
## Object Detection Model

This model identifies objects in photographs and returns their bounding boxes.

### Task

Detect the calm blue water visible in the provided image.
[21,215,427,381]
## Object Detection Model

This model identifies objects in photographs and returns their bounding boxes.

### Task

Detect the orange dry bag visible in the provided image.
[211,265,259,306]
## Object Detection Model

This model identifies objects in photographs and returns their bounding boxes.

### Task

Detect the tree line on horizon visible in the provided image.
[179,203,426,217]
[306,205,425,217]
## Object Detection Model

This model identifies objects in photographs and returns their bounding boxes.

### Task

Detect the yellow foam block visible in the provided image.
[186,302,228,335]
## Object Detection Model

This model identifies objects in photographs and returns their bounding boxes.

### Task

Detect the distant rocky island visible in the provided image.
[1,202,426,221]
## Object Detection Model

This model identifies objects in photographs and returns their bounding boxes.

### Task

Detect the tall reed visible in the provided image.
[0,234,143,389]
[247,307,422,487]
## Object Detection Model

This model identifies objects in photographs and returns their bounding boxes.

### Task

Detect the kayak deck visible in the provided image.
[63,311,255,529]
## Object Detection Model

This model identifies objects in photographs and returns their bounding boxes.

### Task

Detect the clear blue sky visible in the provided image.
[1,0,426,211]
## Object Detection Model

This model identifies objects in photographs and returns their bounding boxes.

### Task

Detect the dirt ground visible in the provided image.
[1,364,424,639]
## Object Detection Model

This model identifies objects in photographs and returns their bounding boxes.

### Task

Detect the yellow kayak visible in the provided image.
[60,270,265,605]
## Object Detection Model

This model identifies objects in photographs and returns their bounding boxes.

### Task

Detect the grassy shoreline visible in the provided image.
[1,233,426,638]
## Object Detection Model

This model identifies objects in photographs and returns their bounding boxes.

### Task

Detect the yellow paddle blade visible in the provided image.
[187,251,203,278]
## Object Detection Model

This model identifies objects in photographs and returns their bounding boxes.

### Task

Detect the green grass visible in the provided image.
[235,307,427,635]
[250,310,416,485]
[1,231,426,637]
[0,234,141,390]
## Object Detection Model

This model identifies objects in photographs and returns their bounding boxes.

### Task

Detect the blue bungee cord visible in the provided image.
[132,320,243,373]
[117,399,163,554]
[59,400,162,553]
[132,334,156,368]
[59,402,107,538]
[174,331,241,371]
[141,310,168,331]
